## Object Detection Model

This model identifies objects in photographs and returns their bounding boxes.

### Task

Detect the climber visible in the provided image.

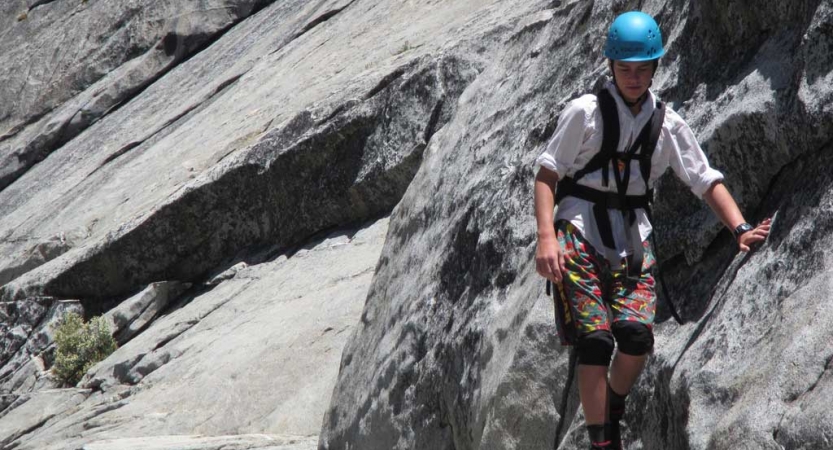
[533,11,770,450]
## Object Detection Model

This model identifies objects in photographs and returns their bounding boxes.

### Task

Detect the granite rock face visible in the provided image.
[0,0,473,303]
[322,1,833,449]
[0,218,390,450]
[0,0,274,190]
[101,281,192,345]
[0,299,82,396]
[0,0,830,449]
[81,434,319,450]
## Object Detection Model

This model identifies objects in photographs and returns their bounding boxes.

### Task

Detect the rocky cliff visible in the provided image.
[0,0,831,449]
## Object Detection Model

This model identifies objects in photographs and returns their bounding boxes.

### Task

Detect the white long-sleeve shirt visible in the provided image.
[536,81,724,264]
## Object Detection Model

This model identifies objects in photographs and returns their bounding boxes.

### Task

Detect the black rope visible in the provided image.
[553,347,578,450]
[649,231,684,324]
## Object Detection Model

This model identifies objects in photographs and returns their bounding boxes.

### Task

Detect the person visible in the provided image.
[533,11,771,450]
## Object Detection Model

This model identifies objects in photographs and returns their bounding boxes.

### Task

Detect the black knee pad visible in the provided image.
[576,330,614,366]
[612,321,654,356]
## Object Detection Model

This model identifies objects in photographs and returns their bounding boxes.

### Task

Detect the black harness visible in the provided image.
[555,88,663,277]
[548,87,683,332]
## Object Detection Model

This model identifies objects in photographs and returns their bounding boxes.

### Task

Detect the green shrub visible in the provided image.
[52,312,117,386]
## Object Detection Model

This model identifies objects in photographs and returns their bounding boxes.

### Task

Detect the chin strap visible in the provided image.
[620,90,647,107]
[611,75,652,107]
[622,95,644,107]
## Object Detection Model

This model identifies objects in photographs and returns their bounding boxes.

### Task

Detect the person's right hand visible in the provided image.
[535,235,565,283]
[738,218,772,252]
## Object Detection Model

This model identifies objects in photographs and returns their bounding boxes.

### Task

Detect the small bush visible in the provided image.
[394,40,415,56]
[52,312,117,386]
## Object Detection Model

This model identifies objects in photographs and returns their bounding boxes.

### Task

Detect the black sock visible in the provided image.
[606,385,628,449]
[608,384,628,422]
[587,424,608,446]
[605,422,620,449]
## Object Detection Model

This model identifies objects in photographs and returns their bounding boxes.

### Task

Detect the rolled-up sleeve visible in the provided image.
[536,100,588,179]
[666,117,724,198]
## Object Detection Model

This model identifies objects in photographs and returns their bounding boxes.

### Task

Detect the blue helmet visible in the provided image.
[604,11,665,61]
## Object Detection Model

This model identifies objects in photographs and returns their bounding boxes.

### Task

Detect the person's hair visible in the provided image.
[608,59,660,76]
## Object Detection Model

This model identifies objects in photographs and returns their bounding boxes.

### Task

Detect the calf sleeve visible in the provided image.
[576,330,615,366]
[606,385,628,450]
[607,384,628,421]
[611,321,654,356]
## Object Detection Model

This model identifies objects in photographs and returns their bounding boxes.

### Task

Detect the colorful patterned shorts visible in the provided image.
[553,220,657,344]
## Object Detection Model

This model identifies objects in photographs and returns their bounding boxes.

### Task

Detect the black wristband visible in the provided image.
[732,222,754,239]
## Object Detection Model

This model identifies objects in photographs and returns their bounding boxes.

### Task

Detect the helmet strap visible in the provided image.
[615,85,647,108]
[622,93,644,107]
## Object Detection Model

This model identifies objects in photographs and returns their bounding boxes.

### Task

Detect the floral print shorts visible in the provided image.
[553,220,657,344]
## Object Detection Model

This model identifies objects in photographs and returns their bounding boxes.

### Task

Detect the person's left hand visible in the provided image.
[738,218,772,252]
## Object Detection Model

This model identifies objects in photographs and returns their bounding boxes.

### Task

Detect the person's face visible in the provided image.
[612,60,654,103]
